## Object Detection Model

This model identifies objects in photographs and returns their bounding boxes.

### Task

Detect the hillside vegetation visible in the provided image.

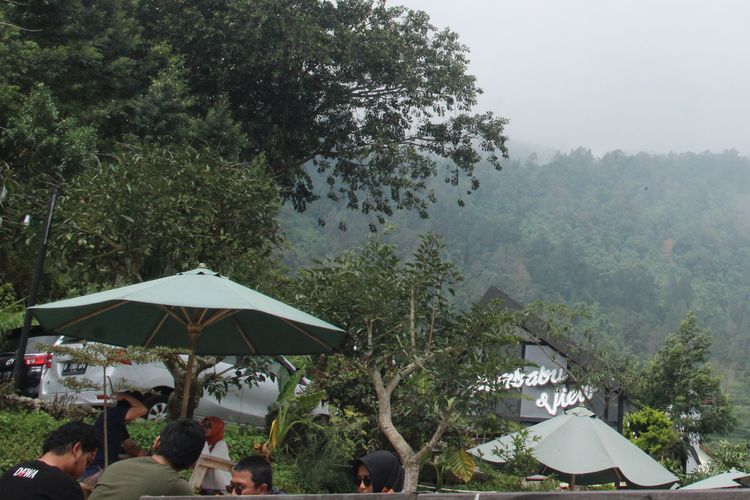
[281,148,750,431]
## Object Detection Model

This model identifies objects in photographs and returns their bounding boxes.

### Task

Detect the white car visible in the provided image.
[39,337,321,425]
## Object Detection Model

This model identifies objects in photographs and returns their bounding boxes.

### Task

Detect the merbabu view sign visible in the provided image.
[498,366,594,416]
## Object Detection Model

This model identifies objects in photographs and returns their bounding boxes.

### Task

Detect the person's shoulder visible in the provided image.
[0,459,38,479]
[167,476,195,496]
[4,459,69,477]
[1,460,82,500]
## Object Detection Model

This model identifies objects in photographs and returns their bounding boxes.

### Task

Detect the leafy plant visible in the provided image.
[624,406,680,467]
[257,366,326,459]
[0,409,62,471]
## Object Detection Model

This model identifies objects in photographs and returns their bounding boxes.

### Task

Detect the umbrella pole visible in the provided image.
[180,327,201,418]
[103,366,109,469]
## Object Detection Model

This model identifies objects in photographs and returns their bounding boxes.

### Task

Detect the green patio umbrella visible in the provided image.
[30,265,345,416]
[469,406,678,489]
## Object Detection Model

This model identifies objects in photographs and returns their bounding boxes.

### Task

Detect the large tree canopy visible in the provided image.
[2,0,507,221]
[139,0,508,216]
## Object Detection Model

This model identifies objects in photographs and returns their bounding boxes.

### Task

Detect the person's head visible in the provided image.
[42,420,98,477]
[200,416,225,446]
[153,418,205,470]
[228,455,272,495]
[353,450,404,493]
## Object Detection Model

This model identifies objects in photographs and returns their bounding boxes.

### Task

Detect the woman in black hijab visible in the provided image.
[353,450,405,493]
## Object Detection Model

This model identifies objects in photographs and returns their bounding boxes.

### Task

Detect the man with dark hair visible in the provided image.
[83,391,147,479]
[227,455,274,495]
[89,418,204,499]
[1,420,97,500]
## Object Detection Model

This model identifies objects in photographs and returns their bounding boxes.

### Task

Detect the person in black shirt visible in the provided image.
[83,391,147,479]
[1,420,97,500]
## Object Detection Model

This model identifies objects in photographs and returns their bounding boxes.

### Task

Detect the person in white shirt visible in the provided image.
[198,416,231,495]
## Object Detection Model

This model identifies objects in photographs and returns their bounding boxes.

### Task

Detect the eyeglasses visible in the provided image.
[354,475,372,487]
[226,483,245,494]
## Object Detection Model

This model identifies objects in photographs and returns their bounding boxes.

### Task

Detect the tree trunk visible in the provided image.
[162,353,204,420]
[370,366,421,491]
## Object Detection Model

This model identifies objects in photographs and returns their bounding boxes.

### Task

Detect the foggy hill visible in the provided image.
[280,148,750,414]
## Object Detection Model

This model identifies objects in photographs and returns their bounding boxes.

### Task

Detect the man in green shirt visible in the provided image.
[89,418,204,499]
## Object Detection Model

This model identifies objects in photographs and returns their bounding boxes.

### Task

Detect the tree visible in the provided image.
[636,311,735,451]
[293,234,522,491]
[137,0,509,219]
[3,0,508,222]
[49,145,282,287]
[623,406,681,471]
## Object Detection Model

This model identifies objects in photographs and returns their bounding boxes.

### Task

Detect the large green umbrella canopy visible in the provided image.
[30,265,345,416]
[469,406,678,489]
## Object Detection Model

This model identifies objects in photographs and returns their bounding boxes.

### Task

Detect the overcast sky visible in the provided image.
[395,0,750,156]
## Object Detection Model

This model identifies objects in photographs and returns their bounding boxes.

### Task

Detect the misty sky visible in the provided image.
[395,0,750,156]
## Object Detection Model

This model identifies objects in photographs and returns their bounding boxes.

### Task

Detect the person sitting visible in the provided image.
[83,391,147,479]
[1,420,97,500]
[227,455,276,495]
[198,416,231,495]
[353,450,405,493]
[88,418,204,499]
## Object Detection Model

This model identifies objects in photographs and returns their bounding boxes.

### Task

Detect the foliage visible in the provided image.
[137,0,508,218]
[293,234,523,490]
[257,366,326,459]
[624,406,681,471]
[707,440,750,473]
[49,145,281,287]
[636,311,735,447]
[281,148,750,436]
[1,0,507,226]
[492,429,542,478]
[680,440,750,486]
[463,459,558,492]
[274,411,372,493]
[436,447,475,484]
[0,283,24,332]
[0,409,64,471]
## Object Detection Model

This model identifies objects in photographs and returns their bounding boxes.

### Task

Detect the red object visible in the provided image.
[25,353,52,368]
[201,416,225,449]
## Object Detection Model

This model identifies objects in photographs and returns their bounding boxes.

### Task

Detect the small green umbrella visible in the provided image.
[30,265,345,416]
[469,406,678,489]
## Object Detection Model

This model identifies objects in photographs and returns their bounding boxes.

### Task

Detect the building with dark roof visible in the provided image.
[482,286,627,431]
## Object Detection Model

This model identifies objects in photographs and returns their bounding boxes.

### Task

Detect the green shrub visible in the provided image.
[224,423,265,462]
[126,419,163,452]
[0,409,63,471]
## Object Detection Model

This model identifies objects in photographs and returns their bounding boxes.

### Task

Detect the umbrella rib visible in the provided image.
[144,312,169,349]
[203,309,236,328]
[179,306,193,325]
[278,317,334,350]
[232,316,257,354]
[197,308,209,325]
[54,301,128,330]
[160,305,188,327]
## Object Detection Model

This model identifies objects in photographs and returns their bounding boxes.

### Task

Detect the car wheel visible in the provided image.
[144,394,169,420]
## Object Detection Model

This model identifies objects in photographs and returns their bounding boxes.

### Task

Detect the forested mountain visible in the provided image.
[281,147,750,405]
